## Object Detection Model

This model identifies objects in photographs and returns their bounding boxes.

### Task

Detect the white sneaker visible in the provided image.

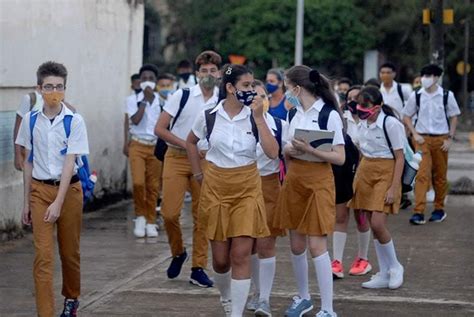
[133,216,146,238]
[246,292,259,311]
[145,224,158,237]
[220,298,232,317]
[361,272,389,289]
[388,265,404,289]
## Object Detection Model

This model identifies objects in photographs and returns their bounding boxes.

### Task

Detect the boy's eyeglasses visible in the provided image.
[42,84,65,92]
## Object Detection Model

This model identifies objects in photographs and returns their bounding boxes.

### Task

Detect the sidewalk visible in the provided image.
[1,198,473,316]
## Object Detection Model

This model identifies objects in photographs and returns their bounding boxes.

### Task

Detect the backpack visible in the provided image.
[415,89,450,128]
[204,107,259,142]
[28,110,95,203]
[396,83,405,108]
[154,88,190,161]
[382,115,415,193]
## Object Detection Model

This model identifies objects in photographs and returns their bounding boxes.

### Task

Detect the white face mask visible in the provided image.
[421,76,435,89]
[140,81,156,91]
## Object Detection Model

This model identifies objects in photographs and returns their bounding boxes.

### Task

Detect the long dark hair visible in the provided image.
[285,65,345,131]
[218,64,252,102]
[358,86,399,118]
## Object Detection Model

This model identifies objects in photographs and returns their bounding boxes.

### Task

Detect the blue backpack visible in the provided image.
[28,111,95,203]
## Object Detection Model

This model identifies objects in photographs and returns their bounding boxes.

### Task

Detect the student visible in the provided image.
[127,64,162,238]
[335,77,352,105]
[274,65,345,317]
[156,73,176,99]
[379,62,411,118]
[348,86,405,290]
[187,64,278,317]
[266,68,291,120]
[245,80,287,316]
[175,59,198,89]
[155,50,222,288]
[331,85,373,280]
[123,73,142,157]
[16,61,89,317]
[402,64,461,225]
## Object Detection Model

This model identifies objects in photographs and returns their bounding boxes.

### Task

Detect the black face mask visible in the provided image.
[179,73,192,82]
[134,88,142,94]
[346,100,358,115]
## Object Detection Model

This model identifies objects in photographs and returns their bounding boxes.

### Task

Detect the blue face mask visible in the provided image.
[235,89,257,107]
[265,82,279,94]
[159,89,173,98]
[285,89,301,108]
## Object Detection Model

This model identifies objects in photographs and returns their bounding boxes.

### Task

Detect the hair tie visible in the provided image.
[309,69,321,85]
[225,67,232,75]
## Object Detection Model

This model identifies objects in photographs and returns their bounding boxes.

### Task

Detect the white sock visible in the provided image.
[357,230,371,260]
[373,240,388,276]
[291,250,310,300]
[259,256,276,302]
[332,231,347,262]
[312,252,334,314]
[231,279,251,317]
[214,270,231,301]
[379,239,402,270]
[250,253,260,294]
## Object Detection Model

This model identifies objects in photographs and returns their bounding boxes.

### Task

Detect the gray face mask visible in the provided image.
[200,75,218,90]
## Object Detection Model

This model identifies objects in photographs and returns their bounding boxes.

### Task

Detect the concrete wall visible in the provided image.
[0,0,144,237]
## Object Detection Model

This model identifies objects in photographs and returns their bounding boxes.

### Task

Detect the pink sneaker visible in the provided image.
[349,257,372,276]
[331,260,344,279]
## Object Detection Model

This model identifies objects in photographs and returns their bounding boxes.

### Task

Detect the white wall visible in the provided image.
[0,0,144,235]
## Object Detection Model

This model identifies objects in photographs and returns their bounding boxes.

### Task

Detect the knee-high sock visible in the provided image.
[312,252,334,314]
[291,250,310,300]
[250,254,260,294]
[357,230,371,260]
[332,231,347,262]
[259,256,276,302]
[379,239,402,270]
[374,240,388,277]
[231,279,251,317]
[214,270,231,301]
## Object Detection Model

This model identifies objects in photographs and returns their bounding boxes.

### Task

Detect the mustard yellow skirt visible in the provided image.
[348,157,401,214]
[199,163,270,241]
[274,159,335,236]
[261,173,286,237]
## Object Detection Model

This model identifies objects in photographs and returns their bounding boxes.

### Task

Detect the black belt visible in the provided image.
[419,133,448,137]
[33,175,80,186]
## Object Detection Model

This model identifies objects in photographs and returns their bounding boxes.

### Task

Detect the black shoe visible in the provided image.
[60,299,79,317]
[400,196,412,210]
[167,249,188,279]
[190,267,214,288]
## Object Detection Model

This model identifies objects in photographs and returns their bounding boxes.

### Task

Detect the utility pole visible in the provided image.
[294,0,304,65]
[430,0,444,68]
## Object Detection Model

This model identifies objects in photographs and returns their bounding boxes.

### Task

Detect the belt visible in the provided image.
[131,136,157,146]
[167,146,188,155]
[419,133,448,137]
[33,175,80,186]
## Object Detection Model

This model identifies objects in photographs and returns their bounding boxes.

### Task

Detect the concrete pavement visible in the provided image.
[1,195,473,317]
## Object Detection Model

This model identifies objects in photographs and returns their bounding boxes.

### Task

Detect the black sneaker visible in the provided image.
[167,249,188,279]
[190,267,214,288]
[400,195,412,209]
[60,299,79,317]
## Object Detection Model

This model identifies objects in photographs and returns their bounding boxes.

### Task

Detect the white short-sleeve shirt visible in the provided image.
[192,101,258,168]
[17,92,43,118]
[358,111,405,159]
[256,114,287,176]
[164,85,219,148]
[402,86,460,135]
[126,91,161,140]
[380,81,411,119]
[344,110,359,146]
[285,99,345,146]
[15,104,89,180]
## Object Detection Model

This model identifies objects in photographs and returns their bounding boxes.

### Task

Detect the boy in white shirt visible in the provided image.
[16,61,89,317]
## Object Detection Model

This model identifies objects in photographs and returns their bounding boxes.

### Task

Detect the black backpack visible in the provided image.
[204,108,259,142]
[154,88,190,161]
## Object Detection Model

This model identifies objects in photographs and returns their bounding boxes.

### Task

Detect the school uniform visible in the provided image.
[161,85,218,267]
[192,101,270,241]
[349,111,405,213]
[380,81,411,119]
[126,92,162,225]
[274,99,345,236]
[402,86,461,214]
[15,104,89,317]
[257,114,287,237]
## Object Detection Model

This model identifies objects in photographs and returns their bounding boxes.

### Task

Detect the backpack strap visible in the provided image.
[28,111,40,162]
[382,115,395,159]
[29,92,37,110]
[170,88,190,130]
[60,114,74,155]
[318,104,333,130]
[249,112,259,143]
[396,83,405,108]
[443,89,450,129]
[288,107,297,123]
[273,116,283,159]
[204,108,217,141]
